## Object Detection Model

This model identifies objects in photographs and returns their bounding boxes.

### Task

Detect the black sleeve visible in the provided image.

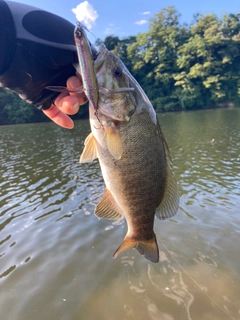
[0,0,78,110]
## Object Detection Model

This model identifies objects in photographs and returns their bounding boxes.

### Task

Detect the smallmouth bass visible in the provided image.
[80,44,179,263]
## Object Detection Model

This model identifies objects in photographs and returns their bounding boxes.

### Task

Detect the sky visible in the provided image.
[16,0,240,42]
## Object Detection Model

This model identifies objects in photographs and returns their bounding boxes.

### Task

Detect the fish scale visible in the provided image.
[99,111,166,236]
[80,44,179,263]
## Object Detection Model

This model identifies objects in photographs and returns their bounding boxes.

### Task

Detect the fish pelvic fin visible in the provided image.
[79,132,98,163]
[95,189,123,221]
[113,234,159,263]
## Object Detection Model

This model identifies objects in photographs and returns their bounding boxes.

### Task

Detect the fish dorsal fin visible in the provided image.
[79,133,98,163]
[95,189,123,221]
[113,234,159,263]
[155,123,179,220]
[105,129,123,160]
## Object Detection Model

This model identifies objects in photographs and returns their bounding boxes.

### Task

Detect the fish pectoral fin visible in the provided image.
[113,234,159,263]
[155,162,179,220]
[79,133,98,163]
[95,189,123,221]
[106,129,123,160]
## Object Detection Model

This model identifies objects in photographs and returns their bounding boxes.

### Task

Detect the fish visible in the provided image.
[80,43,179,263]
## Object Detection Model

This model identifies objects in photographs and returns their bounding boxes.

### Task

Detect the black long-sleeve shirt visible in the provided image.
[0,0,78,110]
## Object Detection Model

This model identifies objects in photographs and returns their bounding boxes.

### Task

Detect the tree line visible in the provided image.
[0,6,240,125]
[103,7,240,112]
[0,87,87,125]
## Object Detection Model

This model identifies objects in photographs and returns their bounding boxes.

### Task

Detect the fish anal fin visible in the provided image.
[113,234,159,263]
[79,132,97,163]
[105,128,123,160]
[95,189,123,221]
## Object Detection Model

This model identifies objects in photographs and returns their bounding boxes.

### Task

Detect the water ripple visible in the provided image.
[0,110,239,320]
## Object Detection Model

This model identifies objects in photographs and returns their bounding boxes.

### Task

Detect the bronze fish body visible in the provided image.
[80,44,179,263]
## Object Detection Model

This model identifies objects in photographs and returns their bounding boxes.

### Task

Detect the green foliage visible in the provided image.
[103,7,240,112]
[1,8,240,125]
[102,35,137,72]
[0,87,88,125]
[0,88,49,124]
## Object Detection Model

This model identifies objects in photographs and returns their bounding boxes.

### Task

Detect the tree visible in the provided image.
[0,88,47,124]
[127,6,189,111]
[174,12,240,108]
[103,35,121,51]
[2,7,240,125]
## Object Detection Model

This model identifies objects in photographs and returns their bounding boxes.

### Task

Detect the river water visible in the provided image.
[0,108,239,320]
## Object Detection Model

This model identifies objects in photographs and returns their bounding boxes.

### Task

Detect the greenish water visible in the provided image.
[0,108,239,320]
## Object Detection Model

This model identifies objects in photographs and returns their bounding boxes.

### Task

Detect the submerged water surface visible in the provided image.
[0,109,239,320]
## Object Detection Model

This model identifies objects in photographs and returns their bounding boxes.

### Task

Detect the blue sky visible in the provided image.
[17,0,240,41]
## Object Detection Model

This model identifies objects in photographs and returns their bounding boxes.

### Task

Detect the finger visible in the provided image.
[54,93,80,115]
[43,104,74,129]
[53,76,88,115]
[67,76,88,105]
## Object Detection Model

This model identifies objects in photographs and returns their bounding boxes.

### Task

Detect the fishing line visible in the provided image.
[76,21,98,42]
[157,236,236,320]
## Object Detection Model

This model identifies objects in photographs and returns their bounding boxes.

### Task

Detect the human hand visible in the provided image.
[43,76,87,129]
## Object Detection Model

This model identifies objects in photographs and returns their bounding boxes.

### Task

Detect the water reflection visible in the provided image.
[0,109,239,320]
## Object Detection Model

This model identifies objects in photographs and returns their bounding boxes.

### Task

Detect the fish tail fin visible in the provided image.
[113,234,159,263]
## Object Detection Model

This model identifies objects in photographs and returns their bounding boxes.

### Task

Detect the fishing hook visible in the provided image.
[93,111,103,129]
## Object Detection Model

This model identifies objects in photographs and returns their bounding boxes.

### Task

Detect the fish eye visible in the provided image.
[113,68,123,78]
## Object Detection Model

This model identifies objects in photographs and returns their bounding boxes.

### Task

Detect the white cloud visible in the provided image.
[135,20,148,25]
[104,24,120,35]
[72,1,98,30]
[104,27,114,35]
[142,11,150,15]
